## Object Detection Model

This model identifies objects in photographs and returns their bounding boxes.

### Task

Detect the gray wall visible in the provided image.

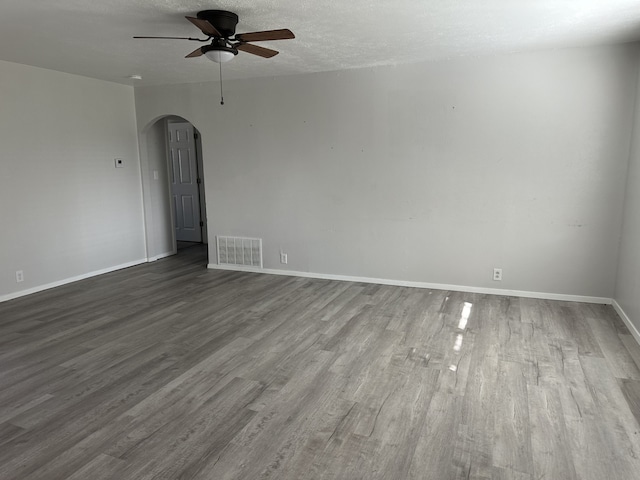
[135,45,637,299]
[615,51,640,334]
[140,119,174,260]
[0,60,145,299]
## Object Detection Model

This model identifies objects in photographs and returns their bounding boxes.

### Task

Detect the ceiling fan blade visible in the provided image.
[235,29,295,42]
[236,43,279,58]
[134,36,204,40]
[185,47,204,58]
[185,16,221,37]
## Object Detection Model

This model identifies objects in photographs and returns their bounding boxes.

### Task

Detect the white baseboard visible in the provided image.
[0,259,148,303]
[148,251,176,262]
[612,300,640,345]
[207,264,612,305]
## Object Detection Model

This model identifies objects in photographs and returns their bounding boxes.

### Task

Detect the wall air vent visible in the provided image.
[216,236,263,268]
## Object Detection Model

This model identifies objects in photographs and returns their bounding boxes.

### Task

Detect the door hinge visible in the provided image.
[196,178,202,184]
[194,132,199,140]
[200,221,204,227]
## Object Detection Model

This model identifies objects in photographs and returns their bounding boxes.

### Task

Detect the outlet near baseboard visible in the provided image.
[493,268,502,281]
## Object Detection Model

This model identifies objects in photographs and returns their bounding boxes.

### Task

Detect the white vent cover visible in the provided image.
[216,236,263,268]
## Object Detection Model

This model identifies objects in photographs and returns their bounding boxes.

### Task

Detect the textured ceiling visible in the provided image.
[2,1,640,86]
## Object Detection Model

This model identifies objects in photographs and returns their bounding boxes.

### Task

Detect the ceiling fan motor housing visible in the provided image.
[196,10,239,38]
[202,41,238,58]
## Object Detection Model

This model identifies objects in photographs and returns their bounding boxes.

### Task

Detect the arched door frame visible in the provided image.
[138,114,207,262]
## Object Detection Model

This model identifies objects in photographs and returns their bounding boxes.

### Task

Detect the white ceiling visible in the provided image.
[2,1,640,86]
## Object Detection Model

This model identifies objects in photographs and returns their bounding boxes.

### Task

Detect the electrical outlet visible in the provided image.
[280,252,288,264]
[493,268,502,281]
[16,270,24,283]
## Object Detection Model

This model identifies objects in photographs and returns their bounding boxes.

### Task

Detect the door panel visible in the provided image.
[168,122,202,242]
[178,148,193,183]
[181,196,195,228]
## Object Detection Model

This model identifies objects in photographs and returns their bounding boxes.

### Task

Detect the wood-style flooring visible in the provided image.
[1,245,640,479]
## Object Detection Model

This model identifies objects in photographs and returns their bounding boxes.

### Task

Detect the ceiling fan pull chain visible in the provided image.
[219,61,224,105]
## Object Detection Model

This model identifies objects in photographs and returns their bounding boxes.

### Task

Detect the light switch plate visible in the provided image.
[115,158,124,168]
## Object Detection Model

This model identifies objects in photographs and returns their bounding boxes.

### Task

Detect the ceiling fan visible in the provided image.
[134,10,295,63]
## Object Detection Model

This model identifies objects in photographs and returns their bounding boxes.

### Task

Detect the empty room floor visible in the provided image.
[1,246,640,480]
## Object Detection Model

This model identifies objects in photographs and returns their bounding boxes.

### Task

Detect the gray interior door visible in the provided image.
[168,122,202,243]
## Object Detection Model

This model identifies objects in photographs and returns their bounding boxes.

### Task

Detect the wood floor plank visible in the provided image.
[0,244,638,479]
[492,360,533,474]
[527,384,578,480]
[121,377,262,480]
[621,333,640,370]
[0,423,27,448]
[578,356,640,462]
[64,454,128,480]
[618,377,640,429]
[586,315,640,379]
[408,392,461,479]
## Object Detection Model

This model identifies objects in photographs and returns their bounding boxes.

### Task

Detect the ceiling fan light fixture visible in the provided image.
[205,49,236,63]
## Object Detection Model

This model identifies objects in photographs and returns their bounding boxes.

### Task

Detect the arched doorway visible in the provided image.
[138,115,208,264]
